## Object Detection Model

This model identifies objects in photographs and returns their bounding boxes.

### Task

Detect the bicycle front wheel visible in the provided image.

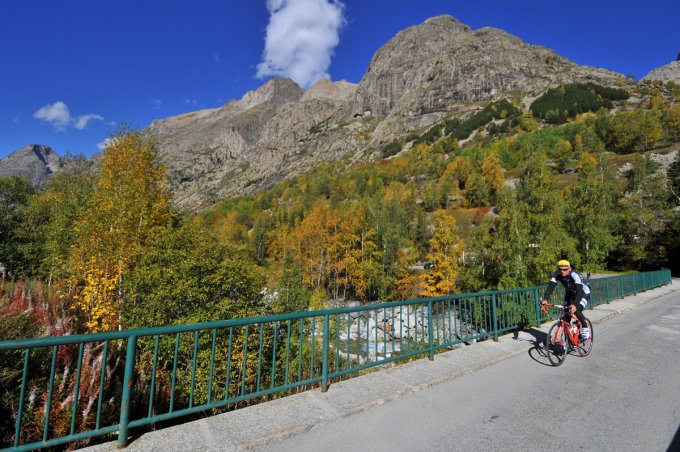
[576,318,593,357]
[545,321,567,366]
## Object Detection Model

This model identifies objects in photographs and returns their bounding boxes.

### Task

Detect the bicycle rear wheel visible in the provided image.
[545,321,567,366]
[576,318,593,357]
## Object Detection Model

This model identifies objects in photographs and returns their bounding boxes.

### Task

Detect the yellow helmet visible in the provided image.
[557,259,571,268]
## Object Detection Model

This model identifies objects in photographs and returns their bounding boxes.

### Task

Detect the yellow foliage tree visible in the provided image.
[394,245,420,300]
[481,150,505,199]
[69,131,174,331]
[444,156,473,191]
[420,210,463,297]
[336,203,381,299]
[216,211,249,245]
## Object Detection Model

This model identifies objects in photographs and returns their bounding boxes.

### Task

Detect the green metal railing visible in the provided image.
[0,269,671,450]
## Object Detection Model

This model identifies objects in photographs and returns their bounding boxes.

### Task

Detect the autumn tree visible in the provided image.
[287,198,335,293]
[514,152,577,283]
[68,131,174,331]
[394,244,420,300]
[463,170,491,207]
[564,151,621,271]
[445,156,473,191]
[669,149,680,204]
[463,152,577,290]
[420,210,463,297]
[663,151,680,274]
[610,161,670,270]
[481,150,505,202]
[664,106,680,142]
[274,252,310,313]
[459,188,532,291]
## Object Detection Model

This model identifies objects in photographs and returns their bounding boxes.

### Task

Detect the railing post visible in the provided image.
[620,277,624,299]
[491,294,499,342]
[117,335,137,449]
[321,314,330,392]
[605,278,610,304]
[13,349,30,449]
[534,288,542,327]
[427,301,434,361]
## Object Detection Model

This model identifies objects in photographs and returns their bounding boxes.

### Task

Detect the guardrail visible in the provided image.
[0,269,671,450]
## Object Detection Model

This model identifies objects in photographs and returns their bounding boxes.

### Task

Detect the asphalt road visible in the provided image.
[264,290,680,452]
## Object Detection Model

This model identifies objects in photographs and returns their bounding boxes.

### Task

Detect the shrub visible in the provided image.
[381,141,403,159]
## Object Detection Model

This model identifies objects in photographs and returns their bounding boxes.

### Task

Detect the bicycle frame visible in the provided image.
[543,303,581,342]
[555,316,580,346]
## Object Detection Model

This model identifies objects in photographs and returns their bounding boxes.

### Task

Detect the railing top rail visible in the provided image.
[0,271,664,351]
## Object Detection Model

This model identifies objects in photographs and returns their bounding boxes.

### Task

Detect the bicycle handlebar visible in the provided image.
[540,302,568,315]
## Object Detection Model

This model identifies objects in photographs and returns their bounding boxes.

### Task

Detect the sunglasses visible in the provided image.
[559,267,570,271]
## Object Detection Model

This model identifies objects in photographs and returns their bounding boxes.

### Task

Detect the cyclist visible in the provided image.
[541,259,591,340]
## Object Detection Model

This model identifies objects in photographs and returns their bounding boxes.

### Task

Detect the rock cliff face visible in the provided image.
[642,60,680,84]
[0,144,61,187]
[146,15,626,211]
[344,16,624,145]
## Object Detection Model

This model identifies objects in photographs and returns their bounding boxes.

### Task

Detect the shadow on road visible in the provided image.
[511,328,553,366]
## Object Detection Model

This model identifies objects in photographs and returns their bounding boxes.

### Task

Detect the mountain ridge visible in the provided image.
[642,60,680,84]
[1,14,645,209]
[144,14,628,211]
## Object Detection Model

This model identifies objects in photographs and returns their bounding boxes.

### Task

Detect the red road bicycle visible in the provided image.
[541,303,593,366]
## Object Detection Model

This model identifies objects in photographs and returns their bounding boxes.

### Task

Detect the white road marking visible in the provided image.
[647,325,680,335]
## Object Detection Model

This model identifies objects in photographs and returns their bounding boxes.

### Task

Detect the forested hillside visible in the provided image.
[2,80,678,337]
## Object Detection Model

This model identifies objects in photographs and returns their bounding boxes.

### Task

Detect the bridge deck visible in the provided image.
[83,280,679,452]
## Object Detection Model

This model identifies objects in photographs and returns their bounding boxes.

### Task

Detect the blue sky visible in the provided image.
[1,0,679,159]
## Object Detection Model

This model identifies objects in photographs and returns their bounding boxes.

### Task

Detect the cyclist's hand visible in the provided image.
[540,299,548,306]
[569,305,576,314]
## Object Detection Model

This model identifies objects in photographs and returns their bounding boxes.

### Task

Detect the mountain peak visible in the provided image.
[301,78,357,102]
[422,14,470,31]
[238,77,303,110]
[0,144,61,187]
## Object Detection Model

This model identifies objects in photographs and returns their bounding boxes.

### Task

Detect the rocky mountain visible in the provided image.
[147,15,627,212]
[3,15,633,211]
[642,60,680,84]
[0,144,61,187]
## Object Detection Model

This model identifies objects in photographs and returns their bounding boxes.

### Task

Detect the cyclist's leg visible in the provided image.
[573,298,593,341]
[573,298,587,327]
[562,297,572,323]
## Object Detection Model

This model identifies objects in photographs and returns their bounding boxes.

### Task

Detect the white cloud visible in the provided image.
[256,0,345,89]
[152,98,163,110]
[74,114,104,130]
[97,137,114,151]
[33,101,104,131]
[33,101,71,131]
